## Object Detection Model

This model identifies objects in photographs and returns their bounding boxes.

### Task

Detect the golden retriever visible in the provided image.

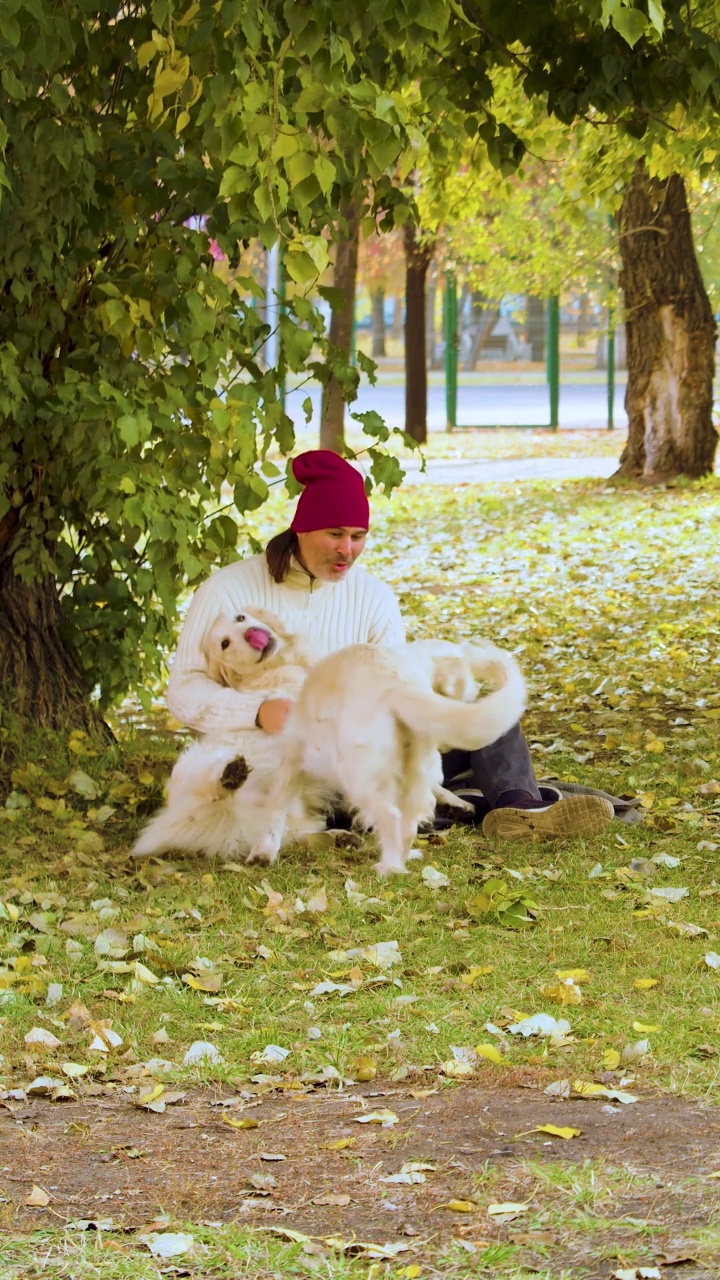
[246,637,526,875]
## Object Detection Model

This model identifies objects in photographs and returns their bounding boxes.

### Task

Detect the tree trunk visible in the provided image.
[0,556,110,737]
[526,295,545,362]
[464,293,499,371]
[576,292,591,347]
[390,293,403,339]
[404,223,434,444]
[370,288,386,358]
[616,164,717,481]
[320,198,361,453]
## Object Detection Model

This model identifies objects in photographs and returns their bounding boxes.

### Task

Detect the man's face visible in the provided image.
[295,527,368,582]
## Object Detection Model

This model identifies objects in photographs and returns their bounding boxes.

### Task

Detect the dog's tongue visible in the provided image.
[245,626,271,652]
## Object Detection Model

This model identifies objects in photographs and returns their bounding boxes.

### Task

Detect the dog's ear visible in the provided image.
[205,651,229,685]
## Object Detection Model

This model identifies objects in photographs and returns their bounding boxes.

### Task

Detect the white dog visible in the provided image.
[131,607,321,860]
[246,637,526,875]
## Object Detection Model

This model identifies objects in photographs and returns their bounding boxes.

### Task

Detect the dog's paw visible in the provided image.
[220,755,251,792]
[374,858,408,876]
[245,840,277,867]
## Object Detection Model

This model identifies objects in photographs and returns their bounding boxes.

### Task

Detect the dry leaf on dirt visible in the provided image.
[320,1137,356,1151]
[488,1201,529,1222]
[518,1124,582,1139]
[25,1185,50,1207]
[312,1193,351,1206]
[355,1109,398,1127]
[223,1115,259,1130]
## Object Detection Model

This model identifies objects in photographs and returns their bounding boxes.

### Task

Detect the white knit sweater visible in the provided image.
[167,554,405,756]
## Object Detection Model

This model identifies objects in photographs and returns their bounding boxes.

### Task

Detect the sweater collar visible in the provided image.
[285,555,334,592]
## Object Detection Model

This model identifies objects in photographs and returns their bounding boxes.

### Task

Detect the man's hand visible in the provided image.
[256,698,293,735]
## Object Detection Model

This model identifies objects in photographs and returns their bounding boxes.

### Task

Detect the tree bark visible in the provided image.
[616,164,717,482]
[404,223,434,444]
[464,293,499,371]
[320,198,361,453]
[370,287,386,358]
[0,557,110,736]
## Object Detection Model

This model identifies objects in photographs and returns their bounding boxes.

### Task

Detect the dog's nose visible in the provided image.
[245,626,272,652]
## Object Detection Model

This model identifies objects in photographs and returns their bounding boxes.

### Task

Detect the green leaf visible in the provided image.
[611,6,647,47]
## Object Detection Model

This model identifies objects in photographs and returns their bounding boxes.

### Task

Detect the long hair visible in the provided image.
[265,528,299,583]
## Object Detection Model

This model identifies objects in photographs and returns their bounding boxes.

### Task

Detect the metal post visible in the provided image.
[607,317,615,430]
[547,295,560,430]
[444,270,458,431]
[278,246,286,415]
[264,242,280,372]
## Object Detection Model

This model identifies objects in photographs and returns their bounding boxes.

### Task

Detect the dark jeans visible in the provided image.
[441,722,542,809]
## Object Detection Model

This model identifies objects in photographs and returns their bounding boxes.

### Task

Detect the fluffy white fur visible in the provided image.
[246,637,526,875]
[131,606,322,860]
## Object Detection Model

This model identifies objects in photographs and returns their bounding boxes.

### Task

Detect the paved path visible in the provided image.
[285,380,627,431]
[400,455,618,485]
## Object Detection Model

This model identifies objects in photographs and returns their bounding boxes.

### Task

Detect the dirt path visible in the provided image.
[3,1077,720,1276]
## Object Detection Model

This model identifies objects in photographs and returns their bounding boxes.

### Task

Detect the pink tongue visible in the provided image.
[245,627,271,652]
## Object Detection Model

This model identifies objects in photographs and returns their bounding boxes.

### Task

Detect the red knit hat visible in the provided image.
[290,450,370,533]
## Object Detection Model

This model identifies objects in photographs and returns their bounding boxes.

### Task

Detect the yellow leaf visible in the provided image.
[533,1124,582,1139]
[320,1137,355,1151]
[441,1059,474,1077]
[353,1056,377,1082]
[707,1170,720,1179]
[182,972,222,993]
[571,1080,607,1097]
[223,1115,259,1130]
[633,978,658,989]
[601,1049,621,1070]
[475,1043,503,1064]
[398,1268,423,1280]
[61,1062,89,1079]
[460,965,494,986]
[134,961,159,985]
[541,980,582,1005]
[555,968,591,984]
[443,1199,477,1213]
[645,738,665,754]
[632,1021,659,1033]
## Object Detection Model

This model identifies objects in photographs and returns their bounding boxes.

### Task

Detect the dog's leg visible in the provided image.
[433,785,474,812]
[371,802,407,875]
[244,750,299,867]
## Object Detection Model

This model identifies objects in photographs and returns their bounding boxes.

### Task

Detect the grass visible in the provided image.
[2,473,720,1276]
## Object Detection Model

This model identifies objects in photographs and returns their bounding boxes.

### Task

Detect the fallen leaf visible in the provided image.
[260,1152,287,1161]
[354,1109,398,1127]
[422,865,450,890]
[312,1193,351,1206]
[488,1201,529,1221]
[139,1232,194,1259]
[442,1199,477,1213]
[555,968,591,983]
[320,1137,356,1151]
[508,1013,571,1038]
[632,1022,659,1033]
[523,1124,582,1139]
[24,1027,62,1049]
[223,1115,259,1130]
[612,1269,661,1280]
[601,1049,621,1070]
[25,1185,50,1207]
[633,978,658,990]
[475,1043,503,1064]
[182,1040,224,1066]
[460,965,494,986]
[353,1056,377,1082]
[61,1062,89,1079]
[541,979,582,1006]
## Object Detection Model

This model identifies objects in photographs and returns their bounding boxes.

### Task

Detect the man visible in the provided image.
[168,449,613,840]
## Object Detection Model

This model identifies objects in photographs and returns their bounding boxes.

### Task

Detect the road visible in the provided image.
[285,378,627,431]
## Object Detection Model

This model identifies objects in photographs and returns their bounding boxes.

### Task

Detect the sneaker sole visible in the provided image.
[482,795,614,841]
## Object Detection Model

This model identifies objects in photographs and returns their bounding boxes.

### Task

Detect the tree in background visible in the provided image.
[617,165,716,481]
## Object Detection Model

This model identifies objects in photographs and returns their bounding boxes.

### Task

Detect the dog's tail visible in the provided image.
[389,641,526,750]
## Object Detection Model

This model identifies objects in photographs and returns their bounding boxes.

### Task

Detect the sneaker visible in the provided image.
[482,794,614,841]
